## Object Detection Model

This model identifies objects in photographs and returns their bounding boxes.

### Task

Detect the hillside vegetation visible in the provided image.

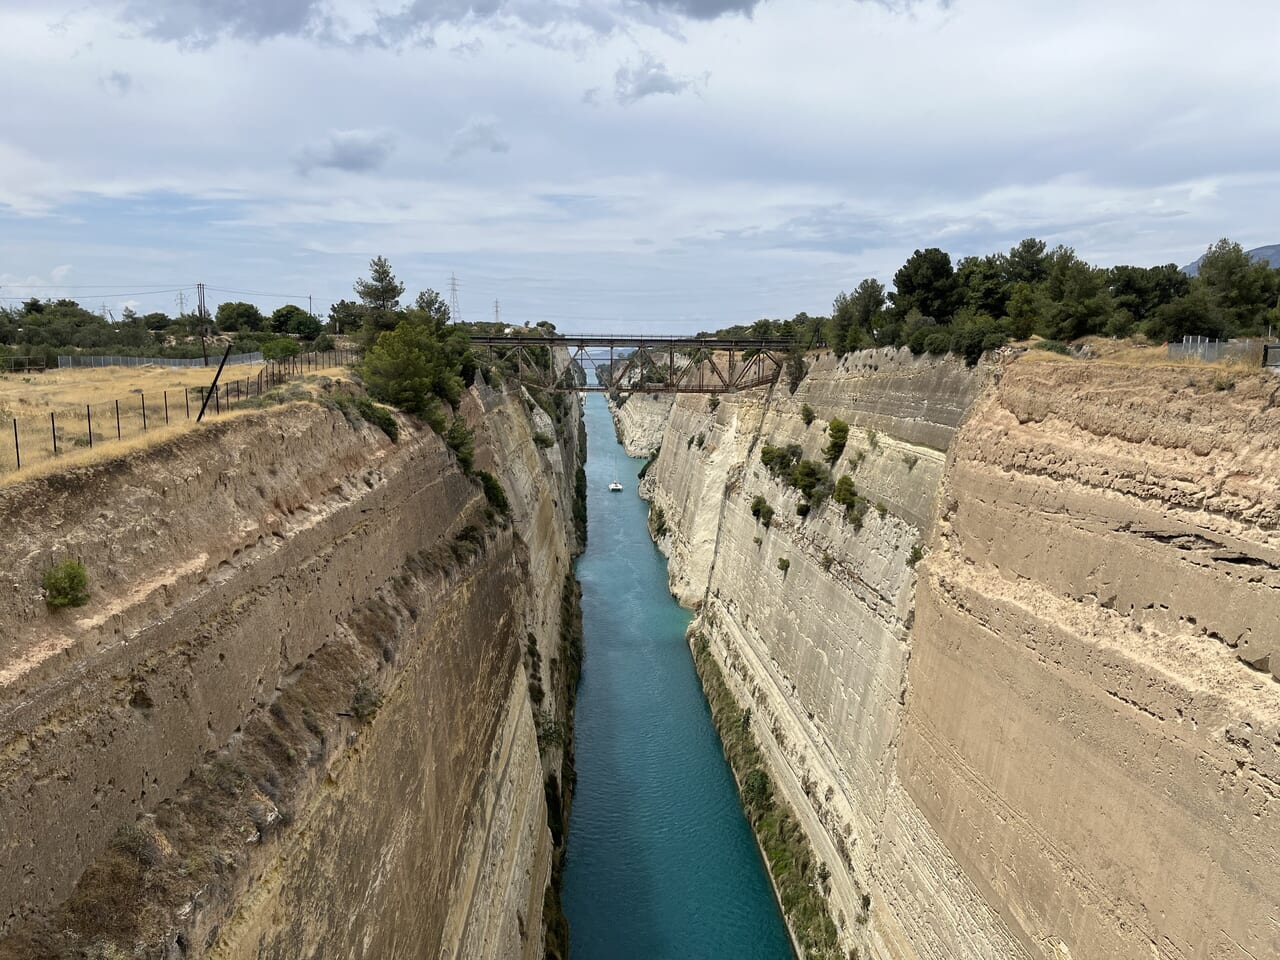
[704,237,1280,365]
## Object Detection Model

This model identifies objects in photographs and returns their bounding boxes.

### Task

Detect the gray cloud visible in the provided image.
[296,129,396,174]
[117,0,766,47]
[122,0,328,46]
[448,117,510,159]
[101,70,133,95]
[614,53,694,104]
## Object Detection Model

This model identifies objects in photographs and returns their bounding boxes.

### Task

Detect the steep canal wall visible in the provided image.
[0,372,584,959]
[615,349,1280,960]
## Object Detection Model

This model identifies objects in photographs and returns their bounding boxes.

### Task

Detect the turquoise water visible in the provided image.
[561,394,793,960]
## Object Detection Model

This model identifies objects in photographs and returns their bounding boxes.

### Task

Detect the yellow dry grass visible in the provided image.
[1015,336,1268,374]
[0,363,353,480]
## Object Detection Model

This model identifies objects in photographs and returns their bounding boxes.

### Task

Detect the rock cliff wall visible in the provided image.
[618,349,1280,960]
[0,374,583,960]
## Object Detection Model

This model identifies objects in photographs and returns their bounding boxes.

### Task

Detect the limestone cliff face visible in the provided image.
[610,393,672,457]
[0,376,583,960]
[619,350,1280,960]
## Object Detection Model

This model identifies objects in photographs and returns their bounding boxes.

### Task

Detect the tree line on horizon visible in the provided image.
[706,238,1280,365]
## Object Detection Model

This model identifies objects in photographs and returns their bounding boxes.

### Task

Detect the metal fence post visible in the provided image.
[13,419,19,470]
[51,411,58,456]
[141,392,147,431]
[164,391,169,424]
[185,388,190,419]
[86,405,93,448]
[115,399,122,440]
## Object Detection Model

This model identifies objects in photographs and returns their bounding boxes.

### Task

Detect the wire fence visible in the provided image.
[1166,336,1271,364]
[3,349,357,475]
[57,352,265,368]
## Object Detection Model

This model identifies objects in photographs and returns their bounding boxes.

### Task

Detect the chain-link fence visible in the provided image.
[1166,336,1268,363]
[3,349,357,474]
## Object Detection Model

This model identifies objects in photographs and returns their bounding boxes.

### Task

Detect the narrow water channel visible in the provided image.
[561,394,793,959]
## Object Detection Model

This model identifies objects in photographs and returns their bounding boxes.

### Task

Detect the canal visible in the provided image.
[561,393,793,959]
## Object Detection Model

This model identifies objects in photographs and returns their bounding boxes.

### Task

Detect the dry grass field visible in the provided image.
[0,362,352,480]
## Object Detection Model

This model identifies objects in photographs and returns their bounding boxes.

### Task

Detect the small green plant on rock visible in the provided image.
[824,418,849,463]
[750,496,775,528]
[908,544,924,567]
[351,682,383,723]
[43,559,89,609]
[801,403,815,426]
[352,397,399,441]
[777,557,790,574]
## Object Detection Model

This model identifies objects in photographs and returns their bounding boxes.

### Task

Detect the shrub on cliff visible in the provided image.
[750,496,775,527]
[43,559,89,609]
[475,470,510,515]
[760,443,801,477]
[444,417,475,473]
[361,313,471,430]
[800,403,815,426]
[354,397,399,442]
[823,418,848,463]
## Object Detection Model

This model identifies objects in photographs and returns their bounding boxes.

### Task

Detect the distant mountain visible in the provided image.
[1182,243,1280,276]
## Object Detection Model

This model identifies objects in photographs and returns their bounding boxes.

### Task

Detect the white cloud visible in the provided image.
[448,117,510,159]
[613,52,697,104]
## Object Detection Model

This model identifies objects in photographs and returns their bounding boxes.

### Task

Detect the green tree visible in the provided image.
[1198,239,1277,334]
[361,314,471,430]
[355,255,406,336]
[414,289,451,326]
[216,301,265,332]
[1007,237,1050,285]
[824,418,849,464]
[270,304,310,335]
[891,248,960,322]
[957,254,1011,318]
[290,312,323,340]
[327,299,365,335]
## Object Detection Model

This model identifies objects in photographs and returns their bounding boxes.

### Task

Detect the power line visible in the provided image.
[0,287,191,301]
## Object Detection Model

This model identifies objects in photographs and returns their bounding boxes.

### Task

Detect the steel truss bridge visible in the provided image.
[470,334,795,394]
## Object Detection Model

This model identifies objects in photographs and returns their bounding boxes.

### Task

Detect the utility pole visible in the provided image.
[494,299,500,326]
[449,273,461,324]
[196,283,209,366]
[308,295,313,318]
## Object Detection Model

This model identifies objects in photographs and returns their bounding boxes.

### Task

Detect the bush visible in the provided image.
[43,559,89,609]
[313,332,336,353]
[777,557,790,574]
[533,431,555,449]
[351,682,382,723]
[1033,339,1071,355]
[354,397,399,442]
[908,544,924,567]
[651,505,668,538]
[760,443,802,477]
[750,496,775,528]
[445,417,475,473]
[800,403,815,426]
[824,418,848,463]
[476,470,510,514]
[708,396,720,412]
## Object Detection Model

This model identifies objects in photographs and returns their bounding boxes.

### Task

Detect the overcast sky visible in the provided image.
[1,0,1277,330]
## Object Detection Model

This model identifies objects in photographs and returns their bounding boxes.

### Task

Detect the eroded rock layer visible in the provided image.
[619,350,1280,960]
[0,374,583,960]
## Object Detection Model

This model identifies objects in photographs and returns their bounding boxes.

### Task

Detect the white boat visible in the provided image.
[607,446,624,491]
